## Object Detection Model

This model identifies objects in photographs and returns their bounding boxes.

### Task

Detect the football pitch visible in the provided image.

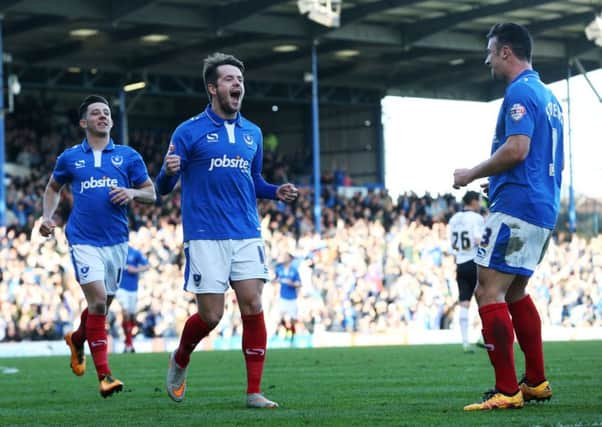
[1,341,601,426]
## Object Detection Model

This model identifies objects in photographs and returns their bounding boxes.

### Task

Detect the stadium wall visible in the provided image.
[1,327,600,358]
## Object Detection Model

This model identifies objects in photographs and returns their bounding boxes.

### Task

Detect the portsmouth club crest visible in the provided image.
[243,133,254,145]
[111,155,124,168]
[80,265,90,279]
[193,273,202,288]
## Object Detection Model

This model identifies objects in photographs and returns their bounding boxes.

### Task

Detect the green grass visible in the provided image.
[1,341,601,426]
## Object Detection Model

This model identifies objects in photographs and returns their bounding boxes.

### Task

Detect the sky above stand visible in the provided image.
[383,69,602,200]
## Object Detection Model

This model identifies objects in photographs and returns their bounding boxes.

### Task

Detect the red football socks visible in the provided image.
[71,308,88,347]
[123,320,134,347]
[509,295,546,385]
[86,313,110,380]
[174,313,212,368]
[242,312,267,394]
[479,302,518,395]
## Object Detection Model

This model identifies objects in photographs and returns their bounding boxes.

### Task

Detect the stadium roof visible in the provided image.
[2,0,602,104]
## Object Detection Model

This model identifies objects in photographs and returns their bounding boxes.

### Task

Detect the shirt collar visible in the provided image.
[204,104,241,127]
[81,138,115,152]
[510,69,539,85]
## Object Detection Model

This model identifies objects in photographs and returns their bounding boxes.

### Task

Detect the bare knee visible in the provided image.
[475,267,516,306]
[88,302,107,315]
[506,276,529,304]
[81,281,108,314]
[198,309,223,329]
[238,298,262,316]
[505,288,526,304]
[232,279,264,316]
[474,283,502,306]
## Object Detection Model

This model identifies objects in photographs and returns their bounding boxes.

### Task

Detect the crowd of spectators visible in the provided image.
[1,98,601,344]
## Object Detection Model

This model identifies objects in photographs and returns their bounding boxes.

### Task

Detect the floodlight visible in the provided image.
[141,34,169,43]
[69,28,98,38]
[123,81,146,92]
[273,44,299,53]
[297,0,342,28]
[584,15,602,47]
[5,74,21,113]
[8,74,20,96]
[334,49,359,58]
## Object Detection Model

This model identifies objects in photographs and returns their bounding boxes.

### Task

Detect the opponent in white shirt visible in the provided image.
[448,191,485,352]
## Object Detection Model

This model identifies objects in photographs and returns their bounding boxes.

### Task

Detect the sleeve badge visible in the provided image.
[509,103,526,121]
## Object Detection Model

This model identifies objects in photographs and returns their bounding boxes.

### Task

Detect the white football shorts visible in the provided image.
[279,298,299,319]
[116,288,138,314]
[70,243,128,294]
[474,212,552,277]
[183,238,270,294]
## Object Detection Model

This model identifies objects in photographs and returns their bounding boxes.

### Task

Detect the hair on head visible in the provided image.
[79,95,110,119]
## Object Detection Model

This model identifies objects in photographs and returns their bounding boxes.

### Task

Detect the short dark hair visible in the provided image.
[202,52,245,100]
[79,95,110,119]
[486,23,532,62]
[462,191,480,206]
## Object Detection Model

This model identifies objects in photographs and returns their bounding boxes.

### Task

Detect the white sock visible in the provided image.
[459,305,469,346]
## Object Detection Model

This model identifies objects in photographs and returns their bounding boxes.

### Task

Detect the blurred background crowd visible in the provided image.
[1,96,601,344]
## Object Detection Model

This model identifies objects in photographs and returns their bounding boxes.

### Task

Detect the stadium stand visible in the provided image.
[1,104,601,348]
[2,0,602,351]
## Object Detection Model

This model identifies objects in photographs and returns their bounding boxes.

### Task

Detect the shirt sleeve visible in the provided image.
[128,149,150,187]
[171,125,189,172]
[52,151,72,185]
[504,84,535,139]
[293,268,301,283]
[156,125,188,194]
[126,253,136,268]
[136,250,149,266]
[251,129,278,200]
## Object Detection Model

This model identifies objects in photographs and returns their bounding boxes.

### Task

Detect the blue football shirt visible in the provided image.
[158,105,278,241]
[275,263,301,300]
[52,139,150,246]
[119,246,148,292]
[489,69,564,229]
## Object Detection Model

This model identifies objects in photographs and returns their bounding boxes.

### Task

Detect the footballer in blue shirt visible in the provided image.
[116,243,150,353]
[273,252,302,343]
[157,52,298,408]
[40,95,156,398]
[454,23,562,411]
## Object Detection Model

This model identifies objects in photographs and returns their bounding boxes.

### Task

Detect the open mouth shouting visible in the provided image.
[230,88,243,105]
